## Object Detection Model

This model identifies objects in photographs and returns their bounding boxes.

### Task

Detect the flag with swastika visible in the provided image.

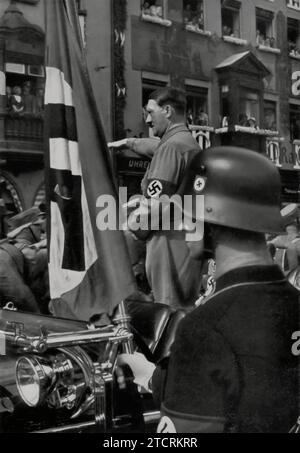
[45,0,136,321]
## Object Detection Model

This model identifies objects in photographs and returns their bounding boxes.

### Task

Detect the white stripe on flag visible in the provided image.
[45,67,73,106]
[50,138,82,175]
[49,194,98,298]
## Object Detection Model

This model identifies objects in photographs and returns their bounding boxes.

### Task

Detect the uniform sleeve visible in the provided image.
[145,145,185,198]
[130,138,160,159]
[153,317,240,433]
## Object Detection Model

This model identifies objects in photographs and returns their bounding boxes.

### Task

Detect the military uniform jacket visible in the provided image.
[153,265,299,433]
[140,124,202,308]
[0,243,38,312]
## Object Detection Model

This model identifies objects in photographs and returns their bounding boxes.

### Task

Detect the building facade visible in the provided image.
[118,0,300,203]
[0,0,300,221]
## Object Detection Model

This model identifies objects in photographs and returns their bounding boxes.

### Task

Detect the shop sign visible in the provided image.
[117,155,150,174]
[292,71,300,96]
[265,138,299,169]
[266,139,281,167]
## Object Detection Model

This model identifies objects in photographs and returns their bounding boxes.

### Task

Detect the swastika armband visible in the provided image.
[145,179,177,199]
[147,180,163,198]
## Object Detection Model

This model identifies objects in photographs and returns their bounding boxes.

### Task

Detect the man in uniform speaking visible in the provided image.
[110,87,202,308]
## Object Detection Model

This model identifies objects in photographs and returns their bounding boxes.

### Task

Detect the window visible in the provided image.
[263,100,277,131]
[239,89,259,128]
[220,85,230,126]
[28,65,45,78]
[221,0,241,38]
[5,64,45,116]
[183,0,205,32]
[142,78,168,136]
[186,86,209,126]
[288,18,300,58]
[256,8,276,49]
[287,0,300,11]
[141,0,167,20]
[290,104,300,141]
[76,0,87,46]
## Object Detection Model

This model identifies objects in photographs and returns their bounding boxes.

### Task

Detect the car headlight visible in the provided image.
[16,356,55,408]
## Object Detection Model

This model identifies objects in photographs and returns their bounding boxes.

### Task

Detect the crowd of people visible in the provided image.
[222,26,240,38]
[183,3,204,32]
[238,113,258,129]
[141,1,164,19]
[6,80,45,117]
[289,40,300,58]
[187,108,209,126]
[256,30,277,48]
[0,204,49,314]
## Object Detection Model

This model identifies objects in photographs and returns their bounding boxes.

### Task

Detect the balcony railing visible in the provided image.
[287,0,300,11]
[4,114,43,142]
[215,125,279,136]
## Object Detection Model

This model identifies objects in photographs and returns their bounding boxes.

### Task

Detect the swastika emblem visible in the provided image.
[194,177,206,193]
[147,180,163,198]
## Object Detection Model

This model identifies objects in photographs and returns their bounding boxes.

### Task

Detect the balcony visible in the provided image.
[287,0,300,11]
[215,125,278,153]
[4,114,43,142]
[215,125,279,136]
[0,113,44,163]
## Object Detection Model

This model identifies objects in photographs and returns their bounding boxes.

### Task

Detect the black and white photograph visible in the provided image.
[0,0,299,436]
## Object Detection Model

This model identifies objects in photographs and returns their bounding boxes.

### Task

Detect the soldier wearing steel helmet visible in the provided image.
[120,146,299,433]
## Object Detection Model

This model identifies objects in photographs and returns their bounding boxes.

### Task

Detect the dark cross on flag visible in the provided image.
[49,169,85,272]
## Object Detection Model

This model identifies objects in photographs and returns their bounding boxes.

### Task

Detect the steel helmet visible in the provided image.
[178,146,284,234]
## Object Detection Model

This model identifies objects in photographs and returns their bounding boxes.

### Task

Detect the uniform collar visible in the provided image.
[216,265,285,293]
[159,124,190,146]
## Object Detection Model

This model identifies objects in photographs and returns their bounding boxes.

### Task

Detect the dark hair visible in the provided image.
[149,87,187,116]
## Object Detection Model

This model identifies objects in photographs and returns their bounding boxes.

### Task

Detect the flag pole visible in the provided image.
[113,300,134,354]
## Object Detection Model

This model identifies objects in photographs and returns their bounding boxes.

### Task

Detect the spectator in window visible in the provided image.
[6,86,11,109]
[264,37,271,47]
[270,37,276,48]
[142,1,151,15]
[196,109,209,126]
[247,117,258,129]
[256,30,264,46]
[183,4,193,23]
[222,116,229,127]
[238,113,248,127]
[198,12,204,30]
[222,25,231,36]
[34,86,45,117]
[22,80,35,114]
[9,86,24,115]
[150,4,158,16]
[156,5,163,18]
[187,108,194,125]
[289,40,296,53]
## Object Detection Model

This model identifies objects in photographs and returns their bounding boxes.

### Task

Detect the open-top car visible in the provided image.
[0,301,185,433]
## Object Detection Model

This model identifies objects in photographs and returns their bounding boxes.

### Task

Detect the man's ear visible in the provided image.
[164,104,173,118]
